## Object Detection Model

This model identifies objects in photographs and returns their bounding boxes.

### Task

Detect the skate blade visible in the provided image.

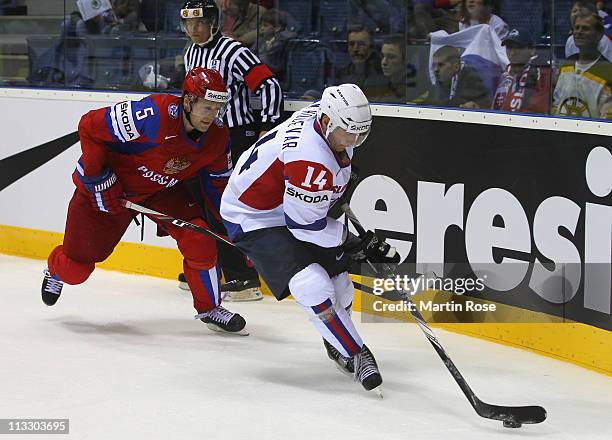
[373,387,384,399]
[178,281,190,291]
[205,323,250,336]
[222,288,264,302]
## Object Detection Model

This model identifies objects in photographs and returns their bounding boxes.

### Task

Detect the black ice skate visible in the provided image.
[196,306,249,336]
[353,344,383,392]
[179,275,263,302]
[177,273,189,291]
[323,338,354,376]
[41,269,64,306]
[220,279,263,302]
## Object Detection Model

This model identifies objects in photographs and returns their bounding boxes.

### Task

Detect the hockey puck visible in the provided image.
[503,420,522,428]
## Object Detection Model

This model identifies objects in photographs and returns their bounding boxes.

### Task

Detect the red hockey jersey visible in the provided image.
[74,94,232,210]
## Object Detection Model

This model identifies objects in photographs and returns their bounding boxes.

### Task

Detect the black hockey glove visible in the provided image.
[343,230,401,264]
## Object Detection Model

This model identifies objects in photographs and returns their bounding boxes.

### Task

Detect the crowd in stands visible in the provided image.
[2,0,612,120]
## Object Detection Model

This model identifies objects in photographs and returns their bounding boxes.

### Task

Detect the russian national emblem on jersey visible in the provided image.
[164,157,192,175]
[168,103,179,119]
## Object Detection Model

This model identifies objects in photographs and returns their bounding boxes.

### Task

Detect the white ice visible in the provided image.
[1,254,611,440]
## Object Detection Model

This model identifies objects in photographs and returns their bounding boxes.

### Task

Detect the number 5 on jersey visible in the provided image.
[136,107,155,120]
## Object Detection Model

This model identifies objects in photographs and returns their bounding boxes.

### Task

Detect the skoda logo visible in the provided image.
[91,0,101,9]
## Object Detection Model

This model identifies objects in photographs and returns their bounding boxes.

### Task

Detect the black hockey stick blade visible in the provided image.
[475,400,547,425]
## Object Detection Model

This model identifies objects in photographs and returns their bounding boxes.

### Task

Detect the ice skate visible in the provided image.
[178,273,189,291]
[196,305,249,336]
[353,344,383,392]
[220,279,263,302]
[323,338,354,376]
[41,269,64,306]
[179,275,263,302]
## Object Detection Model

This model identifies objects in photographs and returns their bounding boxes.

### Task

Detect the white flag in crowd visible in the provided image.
[429,24,509,96]
[76,0,112,21]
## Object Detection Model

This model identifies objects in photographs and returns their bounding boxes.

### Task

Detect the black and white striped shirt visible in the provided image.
[184,34,283,130]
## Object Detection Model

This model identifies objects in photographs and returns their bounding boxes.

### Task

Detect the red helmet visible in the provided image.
[182,67,229,104]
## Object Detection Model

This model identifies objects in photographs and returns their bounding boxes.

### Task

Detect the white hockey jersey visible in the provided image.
[220,103,352,248]
[552,60,612,119]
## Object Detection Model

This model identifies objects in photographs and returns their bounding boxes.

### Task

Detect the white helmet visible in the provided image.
[317,84,372,148]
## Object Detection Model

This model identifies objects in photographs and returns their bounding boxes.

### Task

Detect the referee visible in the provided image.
[177,0,283,301]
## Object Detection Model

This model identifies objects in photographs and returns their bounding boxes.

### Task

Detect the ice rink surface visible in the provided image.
[1,255,611,440]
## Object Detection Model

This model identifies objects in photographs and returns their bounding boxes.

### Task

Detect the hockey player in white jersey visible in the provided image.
[220,84,400,392]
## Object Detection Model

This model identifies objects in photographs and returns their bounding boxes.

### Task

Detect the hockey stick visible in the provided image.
[120,199,235,247]
[341,203,547,428]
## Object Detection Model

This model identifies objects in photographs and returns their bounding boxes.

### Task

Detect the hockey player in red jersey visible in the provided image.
[41,67,248,335]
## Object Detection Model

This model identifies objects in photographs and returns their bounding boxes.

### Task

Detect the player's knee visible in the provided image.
[176,218,218,266]
[48,245,95,285]
[332,272,355,310]
[289,263,334,308]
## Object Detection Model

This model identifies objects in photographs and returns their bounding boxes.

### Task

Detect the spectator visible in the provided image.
[491,29,551,114]
[412,0,461,39]
[72,0,141,36]
[335,25,382,93]
[459,0,508,40]
[250,9,295,85]
[571,0,602,23]
[29,11,94,87]
[73,4,117,36]
[365,35,406,102]
[109,0,142,33]
[222,0,265,46]
[553,11,612,119]
[566,1,612,58]
[412,45,489,108]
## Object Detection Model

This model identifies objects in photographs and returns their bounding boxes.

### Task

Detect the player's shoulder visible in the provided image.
[106,94,177,142]
[150,94,182,123]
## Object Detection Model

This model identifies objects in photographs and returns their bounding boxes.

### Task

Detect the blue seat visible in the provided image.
[130,35,158,62]
[86,36,134,88]
[319,0,350,41]
[329,40,352,83]
[163,0,184,33]
[551,0,573,46]
[499,0,544,40]
[27,36,62,86]
[286,40,331,97]
[159,35,189,60]
[277,0,314,36]
[348,0,403,35]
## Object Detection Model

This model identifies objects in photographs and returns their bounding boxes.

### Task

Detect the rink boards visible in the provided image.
[0,88,611,375]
